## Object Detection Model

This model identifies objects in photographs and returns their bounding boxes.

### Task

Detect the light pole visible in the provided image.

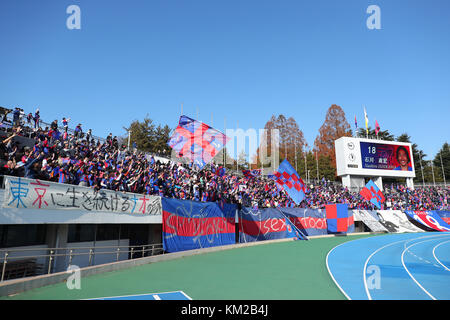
[430,160,436,187]
[123,127,132,151]
[315,150,319,181]
[420,157,425,186]
[440,153,447,187]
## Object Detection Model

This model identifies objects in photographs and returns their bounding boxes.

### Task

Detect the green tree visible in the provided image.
[356,127,395,141]
[123,116,172,155]
[433,142,450,184]
[396,133,429,183]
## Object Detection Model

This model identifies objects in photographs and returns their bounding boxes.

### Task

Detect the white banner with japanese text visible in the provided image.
[2,176,162,216]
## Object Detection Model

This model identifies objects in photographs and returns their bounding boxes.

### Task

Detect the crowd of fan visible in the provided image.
[0,107,448,211]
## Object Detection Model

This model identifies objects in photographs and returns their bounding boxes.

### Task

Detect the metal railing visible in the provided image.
[0,243,164,282]
[0,111,107,143]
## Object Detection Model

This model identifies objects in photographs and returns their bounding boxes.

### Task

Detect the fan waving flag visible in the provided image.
[360,179,385,209]
[272,159,306,205]
[212,166,226,177]
[168,115,230,170]
[242,169,261,179]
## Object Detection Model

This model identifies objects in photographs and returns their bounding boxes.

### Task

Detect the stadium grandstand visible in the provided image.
[0,107,447,211]
[0,107,449,302]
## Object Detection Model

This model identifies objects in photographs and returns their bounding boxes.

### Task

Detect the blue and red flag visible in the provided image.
[360,180,385,209]
[279,207,328,237]
[272,160,306,205]
[325,203,353,233]
[211,166,226,177]
[238,207,305,243]
[168,115,230,170]
[242,169,261,179]
[162,198,236,253]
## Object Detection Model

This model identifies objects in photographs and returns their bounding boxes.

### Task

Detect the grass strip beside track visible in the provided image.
[2,234,377,300]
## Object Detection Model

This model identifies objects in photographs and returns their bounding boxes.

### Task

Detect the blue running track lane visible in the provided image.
[87,291,192,300]
[326,232,450,300]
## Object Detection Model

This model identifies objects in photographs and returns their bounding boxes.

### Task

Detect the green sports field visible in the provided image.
[2,234,376,300]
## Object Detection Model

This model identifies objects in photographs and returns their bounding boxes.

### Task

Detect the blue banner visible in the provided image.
[238,207,304,243]
[279,207,355,236]
[162,198,236,253]
[404,210,450,232]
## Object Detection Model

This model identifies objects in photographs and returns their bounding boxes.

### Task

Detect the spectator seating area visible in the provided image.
[0,107,448,211]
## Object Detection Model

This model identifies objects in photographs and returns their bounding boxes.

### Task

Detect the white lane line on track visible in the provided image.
[364,233,450,300]
[326,240,354,300]
[400,234,450,300]
[432,239,450,271]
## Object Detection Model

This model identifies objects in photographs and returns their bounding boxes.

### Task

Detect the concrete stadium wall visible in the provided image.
[0,232,373,297]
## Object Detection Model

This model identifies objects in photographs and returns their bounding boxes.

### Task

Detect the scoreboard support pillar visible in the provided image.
[373,177,383,191]
[342,175,365,193]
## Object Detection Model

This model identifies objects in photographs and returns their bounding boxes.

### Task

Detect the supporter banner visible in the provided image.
[375,210,423,233]
[404,211,450,232]
[162,198,236,252]
[238,207,303,243]
[3,176,162,215]
[279,208,328,237]
[353,210,388,233]
[325,204,354,233]
[436,211,450,225]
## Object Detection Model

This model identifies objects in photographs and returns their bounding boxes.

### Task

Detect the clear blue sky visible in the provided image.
[0,0,449,161]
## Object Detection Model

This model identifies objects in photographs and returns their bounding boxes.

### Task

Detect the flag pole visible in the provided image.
[431,160,436,187]
[420,157,425,186]
[316,149,319,181]
[236,119,239,172]
[295,137,297,172]
[440,152,447,187]
[304,148,307,183]
[224,116,226,167]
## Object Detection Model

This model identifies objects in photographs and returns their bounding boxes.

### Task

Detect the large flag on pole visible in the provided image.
[242,169,262,179]
[360,179,385,209]
[272,159,306,205]
[375,120,380,137]
[168,115,230,170]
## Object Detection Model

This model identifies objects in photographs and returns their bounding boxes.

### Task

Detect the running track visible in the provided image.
[326,232,450,300]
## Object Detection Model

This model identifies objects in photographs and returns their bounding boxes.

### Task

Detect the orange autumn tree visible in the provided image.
[314,104,352,175]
